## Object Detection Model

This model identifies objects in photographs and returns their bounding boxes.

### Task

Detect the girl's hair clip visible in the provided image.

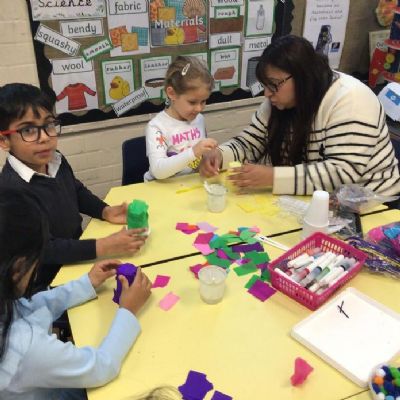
[181,63,190,76]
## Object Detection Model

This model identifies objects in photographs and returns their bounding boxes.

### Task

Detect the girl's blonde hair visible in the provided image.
[135,386,182,399]
[164,55,213,95]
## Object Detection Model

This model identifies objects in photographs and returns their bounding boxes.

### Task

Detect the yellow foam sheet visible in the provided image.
[66,252,400,400]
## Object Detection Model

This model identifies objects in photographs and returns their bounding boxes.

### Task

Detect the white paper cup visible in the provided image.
[304,190,329,226]
[198,266,227,304]
[301,218,329,239]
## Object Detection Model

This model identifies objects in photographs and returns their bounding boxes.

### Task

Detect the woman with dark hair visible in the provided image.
[200,35,400,196]
[0,187,152,400]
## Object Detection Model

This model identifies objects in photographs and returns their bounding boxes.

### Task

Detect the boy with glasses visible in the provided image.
[0,83,147,290]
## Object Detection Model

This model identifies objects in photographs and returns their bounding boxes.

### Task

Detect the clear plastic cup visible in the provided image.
[198,266,227,304]
[205,183,227,213]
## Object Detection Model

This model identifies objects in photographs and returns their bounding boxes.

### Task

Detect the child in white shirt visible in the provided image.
[145,56,217,180]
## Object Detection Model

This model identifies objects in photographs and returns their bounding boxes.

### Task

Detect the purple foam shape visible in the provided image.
[211,391,233,400]
[112,263,137,304]
[231,242,263,253]
[178,370,214,400]
[248,279,276,302]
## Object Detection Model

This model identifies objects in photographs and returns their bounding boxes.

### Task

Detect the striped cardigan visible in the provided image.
[220,72,400,196]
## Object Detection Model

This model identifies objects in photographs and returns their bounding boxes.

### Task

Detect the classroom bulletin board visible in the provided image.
[26,0,293,125]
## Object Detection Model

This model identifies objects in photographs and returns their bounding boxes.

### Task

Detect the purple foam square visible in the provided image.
[179,370,214,400]
[248,279,276,302]
[211,391,232,400]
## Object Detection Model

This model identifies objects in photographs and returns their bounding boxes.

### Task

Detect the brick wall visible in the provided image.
[0,0,262,200]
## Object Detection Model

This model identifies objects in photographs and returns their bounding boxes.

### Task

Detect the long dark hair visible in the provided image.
[0,188,48,360]
[256,35,334,165]
[0,83,55,131]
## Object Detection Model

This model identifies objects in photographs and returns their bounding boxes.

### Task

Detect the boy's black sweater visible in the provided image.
[0,152,107,290]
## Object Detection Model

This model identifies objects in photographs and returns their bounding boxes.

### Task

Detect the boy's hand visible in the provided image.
[102,203,128,224]
[88,259,120,289]
[193,138,218,158]
[119,267,152,315]
[199,147,223,177]
[96,227,147,257]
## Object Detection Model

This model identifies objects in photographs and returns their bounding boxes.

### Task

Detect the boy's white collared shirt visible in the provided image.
[7,151,62,182]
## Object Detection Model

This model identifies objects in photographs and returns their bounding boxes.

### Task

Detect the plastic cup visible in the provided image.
[205,183,227,213]
[302,190,329,239]
[198,266,227,304]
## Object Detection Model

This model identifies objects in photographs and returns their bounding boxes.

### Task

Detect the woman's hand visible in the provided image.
[88,259,120,289]
[199,148,223,177]
[102,203,128,224]
[228,164,274,189]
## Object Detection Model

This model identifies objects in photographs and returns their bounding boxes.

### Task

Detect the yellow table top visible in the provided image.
[53,174,303,286]
[57,181,400,400]
[67,252,400,400]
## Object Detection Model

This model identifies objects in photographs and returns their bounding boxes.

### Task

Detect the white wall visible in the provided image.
[0,0,262,199]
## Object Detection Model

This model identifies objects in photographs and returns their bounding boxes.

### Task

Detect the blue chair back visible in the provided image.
[121,136,149,185]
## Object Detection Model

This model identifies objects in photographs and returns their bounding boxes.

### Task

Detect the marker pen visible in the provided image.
[292,252,333,283]
[315,260,354,293]
[274,267,301,285]
[299,252,337,287]
[307,255,345,291]
[288,253,311,268]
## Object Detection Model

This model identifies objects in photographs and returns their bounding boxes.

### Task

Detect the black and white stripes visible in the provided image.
[220,73,400,196]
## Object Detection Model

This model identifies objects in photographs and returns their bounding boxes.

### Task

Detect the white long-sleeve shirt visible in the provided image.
[0,274,140,400]
[219,72,400,196]
[145,110,207,180]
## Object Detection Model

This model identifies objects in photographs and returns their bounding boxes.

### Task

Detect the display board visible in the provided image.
[27,0,293,125]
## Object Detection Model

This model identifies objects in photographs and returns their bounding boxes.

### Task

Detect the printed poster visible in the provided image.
[241,36,271,91]
[107,0,151,57]
[244,0,274,37]
[30,0,106,21]
[150,0,207,47]
[302,0,350,69]
[101,59,135,105]
[51,58,98,114]
[210,47,240,88]
[140,56,171,100]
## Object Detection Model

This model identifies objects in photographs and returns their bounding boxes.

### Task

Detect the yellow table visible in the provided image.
[52,174,389,287]
[53,178,400,400]
[53,174,303,286]
[68,250,400,400]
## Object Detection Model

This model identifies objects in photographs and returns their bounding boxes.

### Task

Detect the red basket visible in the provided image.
[267,232,367,310]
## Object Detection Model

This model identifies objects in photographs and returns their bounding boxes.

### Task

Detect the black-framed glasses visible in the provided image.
[262,75,292,94]
[0,120,62,142]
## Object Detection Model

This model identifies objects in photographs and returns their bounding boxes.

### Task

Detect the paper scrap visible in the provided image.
[179,370,214,400]
[290,357,314,386]
[232,242,264,253]
[211,390,233,400]
[176,222,199,234]
[197,221,218,233]
[248,280,276,301]
[151,275,170,288]
[189,263,208,279]
[244,251,270,265]
[245,275,260,289]
[233,261,258,276]
[159,292,180,311]
[205,253,232,269]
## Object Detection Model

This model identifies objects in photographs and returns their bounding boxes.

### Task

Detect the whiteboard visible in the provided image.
[291,287,400,387]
